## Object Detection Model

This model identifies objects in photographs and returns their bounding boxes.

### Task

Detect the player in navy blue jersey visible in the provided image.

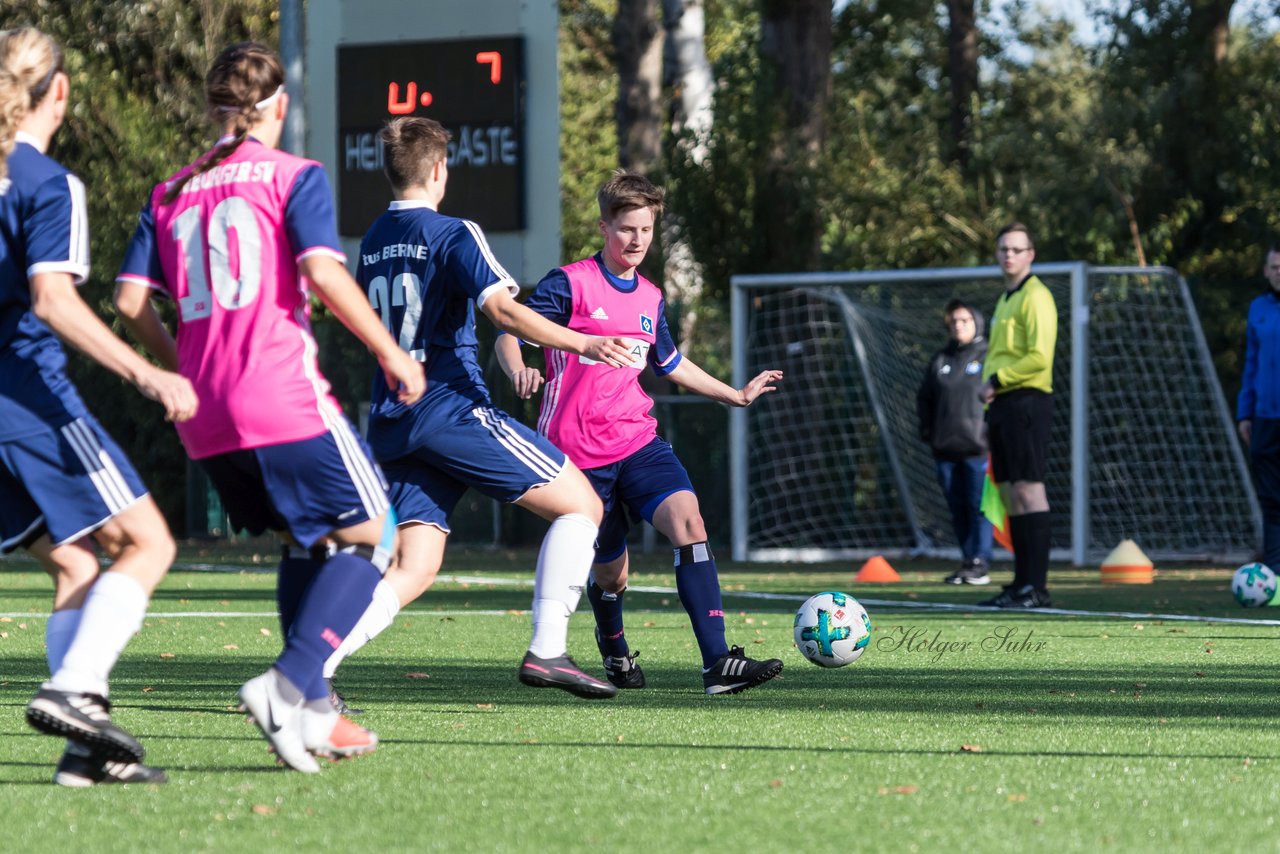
[0,27,196,786]
[318,116,634,699]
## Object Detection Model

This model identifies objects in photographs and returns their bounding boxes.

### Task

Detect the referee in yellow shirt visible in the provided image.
[977,223,1057,609]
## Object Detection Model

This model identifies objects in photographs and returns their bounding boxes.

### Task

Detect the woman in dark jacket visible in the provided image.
[917,299,993,584]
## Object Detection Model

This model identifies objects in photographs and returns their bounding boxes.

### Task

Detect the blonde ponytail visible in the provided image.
[0,27,63,181]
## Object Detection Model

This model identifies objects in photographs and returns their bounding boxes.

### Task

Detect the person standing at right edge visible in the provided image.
[1236,243,1280,570]
[977,223,1058,609]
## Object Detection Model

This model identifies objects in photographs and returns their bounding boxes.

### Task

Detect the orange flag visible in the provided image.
[981,456,1013,552]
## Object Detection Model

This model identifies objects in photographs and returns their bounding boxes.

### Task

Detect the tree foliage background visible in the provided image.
[6,0,1278,536]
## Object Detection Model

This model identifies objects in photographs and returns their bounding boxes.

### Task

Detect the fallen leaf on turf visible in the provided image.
[1134,682,1147,689]
[259,628,271,636]
[142,687,154,693]
[1244,758,1253,767]
[160,652,175,658]
[506,609,522,615]
[251,804,276,816]
[0,632,8,638]
[405,672,430,679]
[770,779,783,788]
[894,786,918,795]
[1132,624,1144,630]
[644,621,656,628]
[753,638,765,644]
[0,617,10,622]
[1008,794,1027,802]
[17,623,26,629]
[616,735,625,743]
[476,703,494,709]
[745,617,756,625]
[960,744,983,753]
[224,644,239,650]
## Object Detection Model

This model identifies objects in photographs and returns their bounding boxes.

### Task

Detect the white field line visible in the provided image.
[4,569,1278,627]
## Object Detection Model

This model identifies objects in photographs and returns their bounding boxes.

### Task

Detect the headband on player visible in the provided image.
[214,84,285,115]
[254,84,284,111]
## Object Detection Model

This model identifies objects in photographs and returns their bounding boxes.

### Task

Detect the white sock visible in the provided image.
[322,579,401,679]
[48,572,148,697]
[45,608,82,675]
[528,513,597,658]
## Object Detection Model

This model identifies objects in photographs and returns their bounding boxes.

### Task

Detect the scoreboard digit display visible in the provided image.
[336,36,525,236]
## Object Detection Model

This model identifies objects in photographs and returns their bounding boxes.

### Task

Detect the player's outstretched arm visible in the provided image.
[481,289,632,368]
[494,333,544,399]
[667,358,783,407]
[114,280,180,371]
[34,272,197,422]
[300,254,425,405]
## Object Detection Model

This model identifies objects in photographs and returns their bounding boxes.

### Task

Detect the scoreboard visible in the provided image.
[304,0,559,284]
[335,36,526,236]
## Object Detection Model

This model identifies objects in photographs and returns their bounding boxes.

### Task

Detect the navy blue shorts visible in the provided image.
[0,416,148,553]
[586,437,694,562]
[381,404,565,531]
[200,419,389,549]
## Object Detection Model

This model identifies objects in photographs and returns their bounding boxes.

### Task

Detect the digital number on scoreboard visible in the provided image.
[336,36,525,236]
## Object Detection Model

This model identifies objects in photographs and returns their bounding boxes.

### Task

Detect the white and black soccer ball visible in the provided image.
[793,591,872,668]
[1232,562,1277,608]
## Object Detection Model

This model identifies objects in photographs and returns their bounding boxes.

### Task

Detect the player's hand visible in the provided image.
[582,336,633,368]
[980,381,997,404]
[136,367,198,423]
[1239,419,1252,447]
[511,367,544,399]
[381,349,426,405]
[738,369,784,406]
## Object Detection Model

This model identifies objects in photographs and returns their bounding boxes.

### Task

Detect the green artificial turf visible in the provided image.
[2,547,1277,852]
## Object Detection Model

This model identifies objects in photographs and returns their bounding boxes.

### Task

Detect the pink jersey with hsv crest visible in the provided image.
[533,256,680,469]
[120,139,345,458]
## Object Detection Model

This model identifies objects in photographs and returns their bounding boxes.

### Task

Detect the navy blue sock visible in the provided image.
[674,542,729,668]
[276,548,323,638]
[275,551,381,700]
[587,578,628,657]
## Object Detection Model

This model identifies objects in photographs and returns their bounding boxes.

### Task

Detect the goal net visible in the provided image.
[729,264,1260,565]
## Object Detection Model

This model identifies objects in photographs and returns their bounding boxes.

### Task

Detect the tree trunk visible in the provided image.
[613,0,665,175]
[663,0,714,163]
[660,0,713,344]
[757,0,832,272]
[945,0,978,169]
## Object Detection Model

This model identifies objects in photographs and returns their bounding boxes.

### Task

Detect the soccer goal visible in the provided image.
[729,264,1260,565]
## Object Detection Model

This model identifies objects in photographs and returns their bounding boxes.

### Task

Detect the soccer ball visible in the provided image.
[1231,562,1277,608]
[793,591,872,668]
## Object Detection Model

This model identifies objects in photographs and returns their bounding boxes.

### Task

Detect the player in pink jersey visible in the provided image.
[496,171,786,694]
[114,43,424,772]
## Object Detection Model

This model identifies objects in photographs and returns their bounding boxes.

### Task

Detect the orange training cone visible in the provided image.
[855,555,901,583]
[1100,539,1154,584]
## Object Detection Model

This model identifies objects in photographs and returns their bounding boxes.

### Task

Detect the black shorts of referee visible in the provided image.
[987,388,1053,483]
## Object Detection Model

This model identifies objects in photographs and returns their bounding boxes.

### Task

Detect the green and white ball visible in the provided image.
[1232,562,1277,608]
[794,591,872,668]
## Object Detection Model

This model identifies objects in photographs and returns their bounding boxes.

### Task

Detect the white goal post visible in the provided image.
[729,264,1261,566]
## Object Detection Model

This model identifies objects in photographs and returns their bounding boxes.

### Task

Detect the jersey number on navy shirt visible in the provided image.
[368,271,425,360]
